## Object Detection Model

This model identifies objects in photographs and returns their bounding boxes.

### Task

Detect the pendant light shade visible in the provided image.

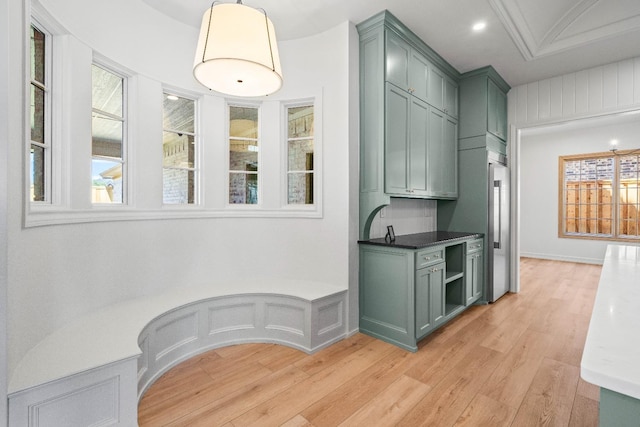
[193,1,283,97]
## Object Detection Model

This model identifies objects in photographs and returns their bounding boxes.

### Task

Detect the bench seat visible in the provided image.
[8,279,348,426]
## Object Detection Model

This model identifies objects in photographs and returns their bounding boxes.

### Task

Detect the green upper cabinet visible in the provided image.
[357,11,461,220]
[386,31,430,102]
[487,79,507,141]
[458,66,510,151]
[386,30,459,120]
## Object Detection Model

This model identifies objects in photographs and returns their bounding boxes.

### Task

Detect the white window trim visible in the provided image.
[26,18,52,208]
[226,101,262,209]
[90,56,132,208]
[280,96,323,217]
[161,87,201,207]
[559,151,640,242]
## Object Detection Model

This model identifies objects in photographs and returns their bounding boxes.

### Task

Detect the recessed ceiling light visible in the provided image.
[166,94,179,101]
[472,22,486,32]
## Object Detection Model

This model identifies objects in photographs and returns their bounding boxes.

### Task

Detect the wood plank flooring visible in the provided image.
[138,258,602,426]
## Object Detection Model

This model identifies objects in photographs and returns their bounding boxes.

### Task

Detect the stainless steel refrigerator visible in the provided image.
[487,157,510,302]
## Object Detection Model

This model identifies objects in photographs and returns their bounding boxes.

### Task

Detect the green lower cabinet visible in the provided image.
[359,236,483,352]
[600,388,640,426]
[415,262,445,340]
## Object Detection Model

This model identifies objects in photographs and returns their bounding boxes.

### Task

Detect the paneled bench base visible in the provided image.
[8,281,348,426]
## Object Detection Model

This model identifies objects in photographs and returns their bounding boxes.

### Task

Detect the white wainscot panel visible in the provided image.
[264,301,306,336]
[208,301,257,335]
[9,360,137,427]
[153,310,199,363]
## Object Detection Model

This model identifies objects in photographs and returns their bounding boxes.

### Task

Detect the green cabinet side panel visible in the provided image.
[359,247,416,351]
[359,25,390,239]
[437,147,489,234]
[600,388,640,427]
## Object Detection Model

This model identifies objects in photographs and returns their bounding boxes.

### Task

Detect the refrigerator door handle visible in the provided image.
[494,180,501,249]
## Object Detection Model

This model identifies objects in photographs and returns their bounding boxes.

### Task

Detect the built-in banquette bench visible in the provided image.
[8,280,348,426]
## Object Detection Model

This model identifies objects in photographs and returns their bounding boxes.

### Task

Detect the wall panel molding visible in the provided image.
[509,56,640,127]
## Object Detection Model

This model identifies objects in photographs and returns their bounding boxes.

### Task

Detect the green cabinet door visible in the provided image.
[409,96,429,195]
[442,116,458,196]
[386,31,429,102]
[428,65,445,112]
[444,77,459,119]
[416,261,445,339]
[385,83,410,195]
[427,108,458,198]
[487,79,507,141]
[386,31,410,91]
[385,82,430,197]
[466,251,484,305]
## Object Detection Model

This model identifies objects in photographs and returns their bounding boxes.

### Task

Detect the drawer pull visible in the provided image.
[424,256,430,261]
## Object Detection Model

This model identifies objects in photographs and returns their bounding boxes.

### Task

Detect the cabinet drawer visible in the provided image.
[466,239,483,254]
[416,248,444,269]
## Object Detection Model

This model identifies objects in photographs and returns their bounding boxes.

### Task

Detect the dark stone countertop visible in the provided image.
[358,231,483,250]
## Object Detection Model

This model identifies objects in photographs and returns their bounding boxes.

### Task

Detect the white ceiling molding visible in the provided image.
[490,0,640,60]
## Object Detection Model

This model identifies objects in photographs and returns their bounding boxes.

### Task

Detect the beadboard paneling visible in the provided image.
[510,56,640,127]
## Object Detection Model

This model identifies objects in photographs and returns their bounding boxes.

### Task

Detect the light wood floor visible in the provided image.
[138,258,602,426]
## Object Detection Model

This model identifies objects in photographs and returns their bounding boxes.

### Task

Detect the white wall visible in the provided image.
[368,198,437,239]
[520,117,640,264]
[509,56,640,268]
[0,0,10,422]
[8,0,355,381]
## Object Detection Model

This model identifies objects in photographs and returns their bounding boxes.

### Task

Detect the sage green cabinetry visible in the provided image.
[359,235,481,352]
[357,10,461,238]
[438,66,509,302]
[385,83,458,198]
[458,66,510,155]
[466,238,484,305]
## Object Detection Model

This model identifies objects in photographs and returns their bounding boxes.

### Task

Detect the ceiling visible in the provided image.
[143,0,640,88]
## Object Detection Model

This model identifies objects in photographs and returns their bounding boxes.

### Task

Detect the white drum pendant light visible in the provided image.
[193,0,283,97]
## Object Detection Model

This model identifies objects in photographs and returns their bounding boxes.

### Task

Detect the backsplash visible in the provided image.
[368,198,437,239]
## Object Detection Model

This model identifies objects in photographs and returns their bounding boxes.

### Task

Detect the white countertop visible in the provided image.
[581,244,640,399]
[8,279,347,396]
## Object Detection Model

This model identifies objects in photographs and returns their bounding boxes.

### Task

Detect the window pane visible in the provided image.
[30,84,45,144]
[92,159,122,203]
[288,140,314,171]
[163,132,194,168]
[598,219,612,235]
[229,139,258,171]
[230,107,258,138]
[229,172,258,204]
[30,25,45,83]
[92,65,123,116]
[92,114,122,158]
[288,106,314,138]
[163,169,194,204]
[30,144,45,201]
[288,173,313,204]
[163,95,194,133]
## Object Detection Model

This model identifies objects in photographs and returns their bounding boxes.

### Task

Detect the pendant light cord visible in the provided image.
[201,0,219,64]
[263,11,276,72]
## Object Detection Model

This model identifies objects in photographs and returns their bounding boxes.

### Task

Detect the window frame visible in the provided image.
[558,150,640,242]
[90,61,128,206]
[226,101,261,207]
[27,19,52,205]
[161,90,200,206]
[284,101,315,207]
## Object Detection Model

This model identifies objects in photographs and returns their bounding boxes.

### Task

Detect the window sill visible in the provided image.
[25,205,323,228]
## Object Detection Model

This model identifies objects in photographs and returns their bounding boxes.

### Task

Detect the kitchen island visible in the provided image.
[581,244,640,426]
[358,231,483,351]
